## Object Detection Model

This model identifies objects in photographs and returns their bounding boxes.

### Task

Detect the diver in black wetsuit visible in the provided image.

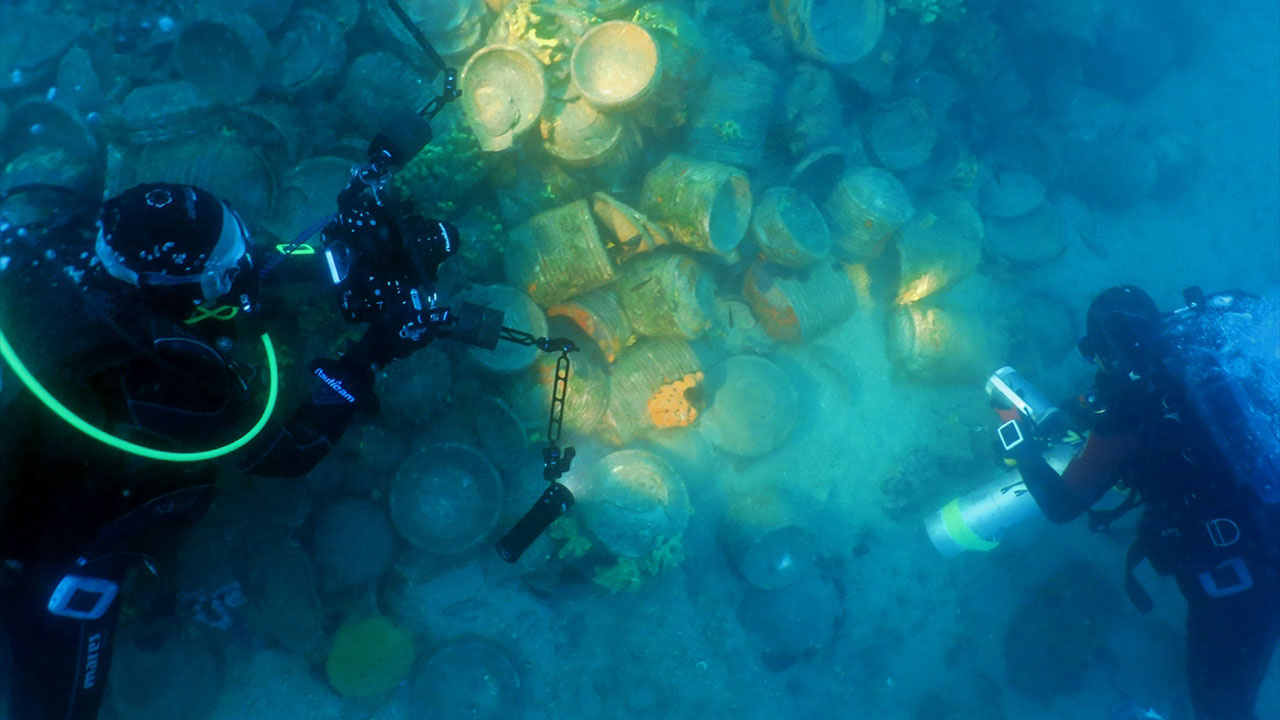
[1011,286,1280,720]
[0,181,461,719]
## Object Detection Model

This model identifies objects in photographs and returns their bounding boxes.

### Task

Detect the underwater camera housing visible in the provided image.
[926,367,1073,556]
[279,0,461,330]
[322,192,459,323]
[322,189,505,351]
[986,366,1061,433]
[313,0,580,563]
[315,11,473,341]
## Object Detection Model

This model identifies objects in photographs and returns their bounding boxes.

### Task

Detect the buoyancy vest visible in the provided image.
[1118,291,1280,609]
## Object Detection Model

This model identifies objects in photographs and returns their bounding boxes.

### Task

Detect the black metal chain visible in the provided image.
[543,349,573,480]
[498,327,578,354]
[497,327,578,481]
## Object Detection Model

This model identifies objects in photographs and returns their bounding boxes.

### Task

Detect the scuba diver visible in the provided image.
[0,5,570,716]
[1007,285,1280,720]
[0,180,465,719]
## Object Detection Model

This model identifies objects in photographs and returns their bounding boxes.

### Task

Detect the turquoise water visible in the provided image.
[2,0,1278,718]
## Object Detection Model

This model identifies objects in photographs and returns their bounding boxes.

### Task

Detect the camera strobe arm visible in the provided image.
[385,0,461,123]
[387,0,449,78]
[496,327,580,355]
[394,302,579,356]
[494,332,580,563]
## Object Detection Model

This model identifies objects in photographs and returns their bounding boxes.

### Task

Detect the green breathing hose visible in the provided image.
[0,327,278,462]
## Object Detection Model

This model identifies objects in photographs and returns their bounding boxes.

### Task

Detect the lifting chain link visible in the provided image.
[496,327,579,481]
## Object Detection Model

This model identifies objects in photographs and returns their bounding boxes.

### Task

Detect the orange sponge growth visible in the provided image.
[325,615,416,698]
[648,371,706,429]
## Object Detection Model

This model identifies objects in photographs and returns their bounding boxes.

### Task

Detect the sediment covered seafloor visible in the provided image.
[1,0,1278,718]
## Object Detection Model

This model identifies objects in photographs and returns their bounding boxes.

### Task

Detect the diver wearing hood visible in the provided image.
[1009,285,1280,720]
[0,182,451,719]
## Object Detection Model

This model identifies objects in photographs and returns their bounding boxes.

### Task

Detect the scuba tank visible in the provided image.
[926,439,1079,557]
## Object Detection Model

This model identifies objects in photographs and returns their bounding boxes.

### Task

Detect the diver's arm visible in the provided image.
[1018,431,1136,523]
[235,385,362,478]
[237,313,440,477]
[237,335,382,478]
[1017,446,1093,523]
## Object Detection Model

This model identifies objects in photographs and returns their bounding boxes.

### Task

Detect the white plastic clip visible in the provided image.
[997,419,1024,452]
[47,575,119,620]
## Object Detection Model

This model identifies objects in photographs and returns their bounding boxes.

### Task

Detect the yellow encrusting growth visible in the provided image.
[324,616,415,698]
[548,516,594,559]
[395,124,488,216]
[592,534,686,593]
[712,120,742,139]
[896,271,943,305]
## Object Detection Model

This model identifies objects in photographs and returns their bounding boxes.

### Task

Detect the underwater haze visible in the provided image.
[1,0,1278,719]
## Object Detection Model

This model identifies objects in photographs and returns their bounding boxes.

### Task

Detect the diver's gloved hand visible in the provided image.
[1031,408,1069,443]
[310,351,378,413]
[359,304,444,366]
[1010,434,1047,466]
